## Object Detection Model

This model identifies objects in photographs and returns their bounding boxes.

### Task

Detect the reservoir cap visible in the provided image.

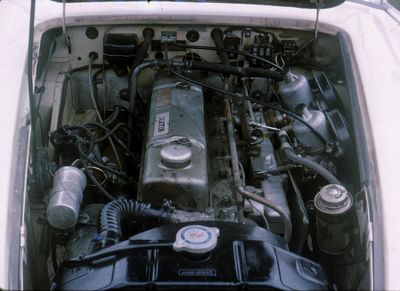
[314,184,352,215]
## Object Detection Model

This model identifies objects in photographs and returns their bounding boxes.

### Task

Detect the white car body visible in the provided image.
[0,0,399,289]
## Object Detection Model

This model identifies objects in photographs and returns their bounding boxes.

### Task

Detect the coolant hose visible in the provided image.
[187,61,284,80]
[128,28,155,111]
[127,60,157,148]
[127,28,154,148]
[132,28,154,69]
[279,132,341,185]
[99,199,170,247]
[211,28,229,66]
[128,61,156,112]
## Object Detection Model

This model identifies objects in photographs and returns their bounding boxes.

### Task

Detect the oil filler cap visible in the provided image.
[160,144,192,169]
[173,225,219,254]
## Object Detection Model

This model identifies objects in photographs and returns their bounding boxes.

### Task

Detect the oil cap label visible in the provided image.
[154,112,170,137]
[156,88,172,107]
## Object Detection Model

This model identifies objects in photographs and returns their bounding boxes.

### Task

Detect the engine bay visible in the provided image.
[27,24,369,290]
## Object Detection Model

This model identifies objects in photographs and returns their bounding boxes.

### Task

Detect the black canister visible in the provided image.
[314,184,353,255]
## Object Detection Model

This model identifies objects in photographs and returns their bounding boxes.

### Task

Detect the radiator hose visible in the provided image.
[99,199,171,247]
[187,61,284,80]
[279,131,341,185]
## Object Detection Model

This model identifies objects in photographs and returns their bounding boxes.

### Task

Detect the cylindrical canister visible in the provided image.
[47,166,87,230]
[279,72,314,113]
[314,184,353,255]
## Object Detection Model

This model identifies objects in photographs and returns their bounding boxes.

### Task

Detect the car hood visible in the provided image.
[51,0,345,9]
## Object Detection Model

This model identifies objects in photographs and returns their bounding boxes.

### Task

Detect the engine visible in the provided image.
[140,76,209,210]
[30,25,362,290]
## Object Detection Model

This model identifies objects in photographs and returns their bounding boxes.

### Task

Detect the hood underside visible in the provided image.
[51,0,345,9]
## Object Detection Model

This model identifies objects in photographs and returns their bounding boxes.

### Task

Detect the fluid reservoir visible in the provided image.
[314,184,353,255]
[47,166,87,230]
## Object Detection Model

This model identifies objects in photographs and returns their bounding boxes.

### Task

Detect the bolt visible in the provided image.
[78,213,90,224]
[119,88,129,101]
[205,208,214,216]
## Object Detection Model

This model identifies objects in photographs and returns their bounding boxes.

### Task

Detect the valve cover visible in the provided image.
[139,76,208,210]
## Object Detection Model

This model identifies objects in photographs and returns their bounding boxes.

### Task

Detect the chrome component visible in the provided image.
[249,121,281,132]
[47,166,87,230]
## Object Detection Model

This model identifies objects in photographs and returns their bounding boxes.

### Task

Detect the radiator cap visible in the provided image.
[173,225,219,254]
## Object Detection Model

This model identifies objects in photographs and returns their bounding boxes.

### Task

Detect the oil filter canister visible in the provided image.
[314,184,353,255]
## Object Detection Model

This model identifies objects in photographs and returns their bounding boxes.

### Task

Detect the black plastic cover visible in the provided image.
[54,222,330,290]
[104,33,138,66]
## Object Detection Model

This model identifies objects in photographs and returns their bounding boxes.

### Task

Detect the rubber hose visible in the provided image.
[132,28,154,69]
[127,61,155,148]
[99,199,169,247]
[188,61,284,80]
[280,133,341,185]
[102,105,121,127]
[126,28,154,148]
[128,27,155,115]
[211,28,229,66]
